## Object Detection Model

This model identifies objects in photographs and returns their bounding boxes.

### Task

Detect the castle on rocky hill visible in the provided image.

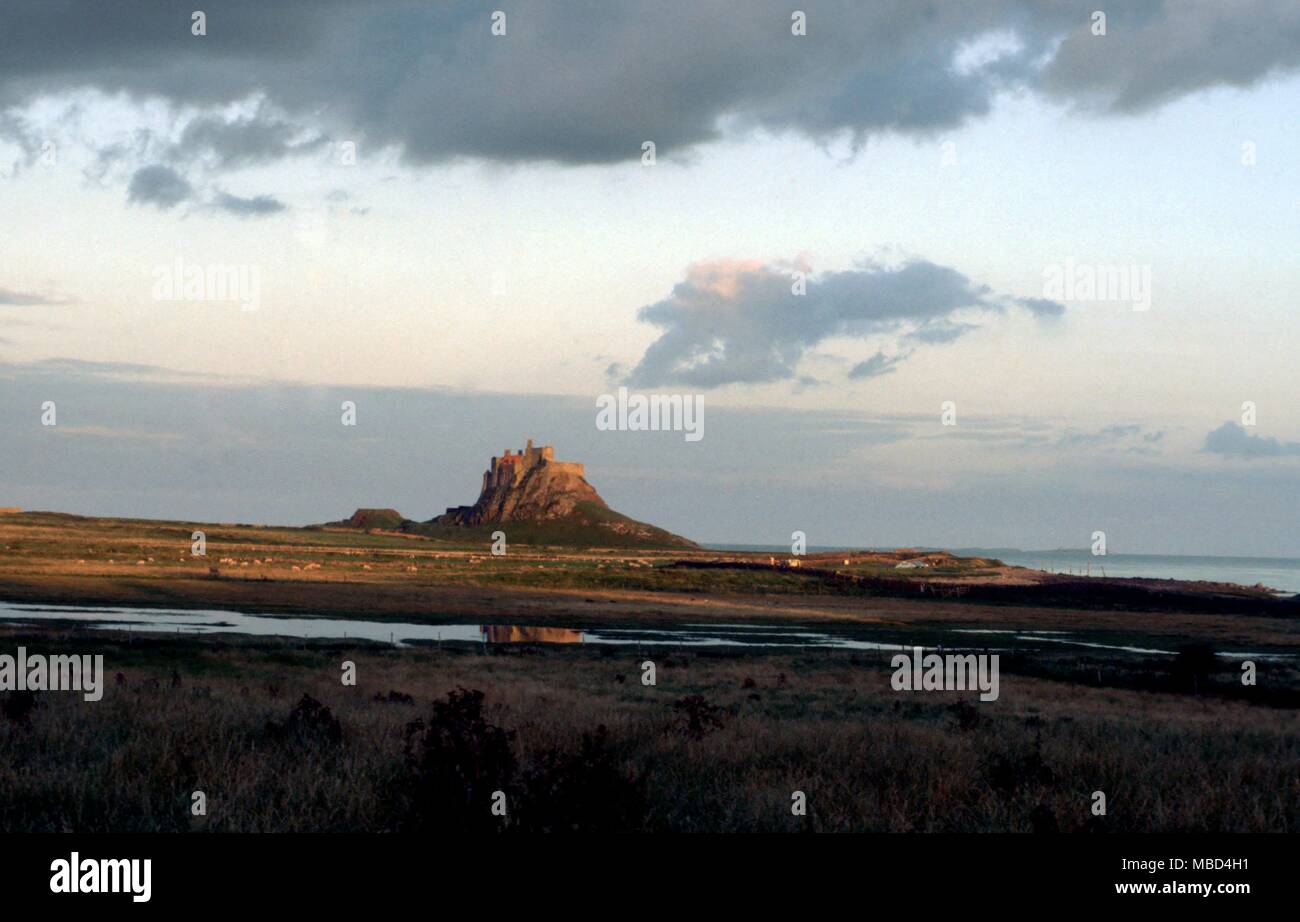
[481,439,585,492]
[332,437,696,547]
[437,439,600,525]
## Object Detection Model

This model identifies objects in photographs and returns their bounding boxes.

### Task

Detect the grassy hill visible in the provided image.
[401,502,697,550]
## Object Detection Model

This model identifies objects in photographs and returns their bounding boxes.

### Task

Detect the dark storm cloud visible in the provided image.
[212,191,287,216]
[1041,0,1300,113]
[168,113,328,169]
[2,2,1297,168]
[126,164,193,208]
[97,119,301,213]
[1204,422,1300,459]
[625,259,1000,388]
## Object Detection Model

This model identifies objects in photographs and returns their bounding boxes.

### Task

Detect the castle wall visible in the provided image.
[479,443,583,495]
[546,460,585,477]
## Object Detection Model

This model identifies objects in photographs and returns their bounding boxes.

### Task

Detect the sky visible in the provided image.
[1,1,1299,555]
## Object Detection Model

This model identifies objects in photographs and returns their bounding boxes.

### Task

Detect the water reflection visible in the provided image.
[481,625,582,644]
[0,601,913,650]
[0,601,1287,658]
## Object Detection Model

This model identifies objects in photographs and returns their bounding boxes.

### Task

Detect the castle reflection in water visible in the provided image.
[479,625,583,644]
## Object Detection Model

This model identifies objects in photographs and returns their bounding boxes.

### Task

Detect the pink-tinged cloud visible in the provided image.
[627,257,1027,388]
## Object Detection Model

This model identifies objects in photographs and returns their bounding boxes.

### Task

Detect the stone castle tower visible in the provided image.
[483,438,585,491]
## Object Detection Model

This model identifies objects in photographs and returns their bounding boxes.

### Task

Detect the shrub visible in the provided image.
[264,694,342,745]
[402,688,516,832]
[671,694,725,740]
[373,690,415,704]
[515,725,646,832]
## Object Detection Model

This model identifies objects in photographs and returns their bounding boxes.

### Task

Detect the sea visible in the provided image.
[707,545,1300,597]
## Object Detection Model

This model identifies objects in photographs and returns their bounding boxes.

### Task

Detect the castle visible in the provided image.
[419,438,695,545]
[440,439,590,521]
[482,439,585,490]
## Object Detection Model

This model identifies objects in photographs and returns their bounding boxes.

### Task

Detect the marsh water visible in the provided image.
[0,601,913,650]
[1,600,1289,658]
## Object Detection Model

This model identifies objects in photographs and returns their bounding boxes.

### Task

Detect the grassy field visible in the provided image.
[0,511,1011,596]
[1,626,1296,833]
[2,511,1294,625]
[1,511,1297,833]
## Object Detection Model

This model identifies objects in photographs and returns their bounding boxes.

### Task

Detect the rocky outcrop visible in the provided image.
[323,508,407,531]
[430,440,697,548]
[328,441,696,548]
[341,508,406,530]
[435,445,604,526]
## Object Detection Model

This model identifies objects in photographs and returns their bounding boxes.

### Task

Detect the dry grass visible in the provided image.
[1,629,1295,833]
